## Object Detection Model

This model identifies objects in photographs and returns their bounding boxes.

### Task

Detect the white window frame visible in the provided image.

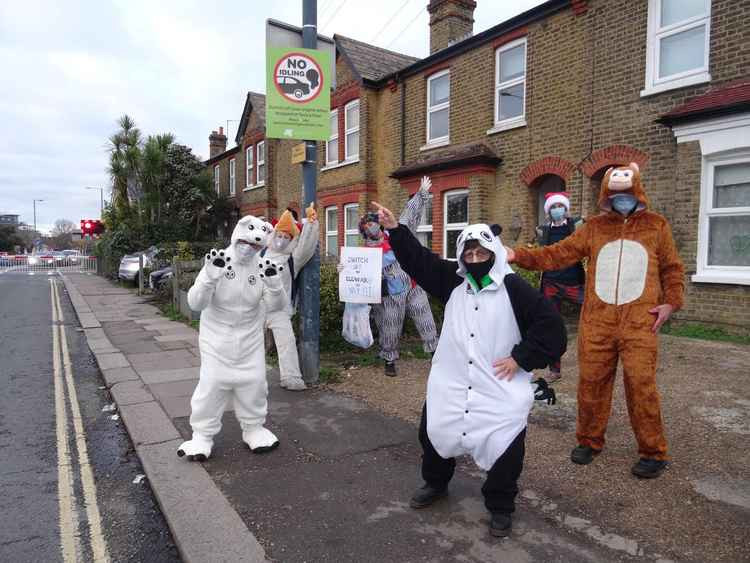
[443,189,468,260]
[426,70,450,147]
[229,158,236,196]
[696,153,750,284]
[344,203,360,247]
[214,165,220,194]
[642,0,711,97]
[327,109,339,166]
[245,145,254,190]
[344,100,360,161]
[416,193,434,249]
[325,205,338,257]
[256,141,266,186]
[491,37,527,133]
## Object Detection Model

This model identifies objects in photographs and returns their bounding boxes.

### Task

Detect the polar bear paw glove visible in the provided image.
[257,258,284,290]
[204,249,233,281]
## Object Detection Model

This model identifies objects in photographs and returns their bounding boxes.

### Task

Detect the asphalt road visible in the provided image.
[0,271,181,562]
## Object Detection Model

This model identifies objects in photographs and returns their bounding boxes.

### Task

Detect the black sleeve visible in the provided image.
[504,273,568,372]
[387,224,462,304]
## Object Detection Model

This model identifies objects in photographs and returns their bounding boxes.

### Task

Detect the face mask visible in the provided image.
[272,237,290,251]
[611,193,638,216]
[364,225,382,239]
[550,207,566,222]
[464,257,494,282]
[234,243,256,259]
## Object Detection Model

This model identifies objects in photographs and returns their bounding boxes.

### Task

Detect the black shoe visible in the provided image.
[570,445,600,465]
[384,361,397,377]
[409,484,447,509]
[489,512,512,538]
[631,458,668,478]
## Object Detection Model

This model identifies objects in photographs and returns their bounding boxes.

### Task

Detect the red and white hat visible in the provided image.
[544,192,570,215]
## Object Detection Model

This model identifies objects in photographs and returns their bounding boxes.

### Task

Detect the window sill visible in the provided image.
[420,139,450,152]
[321,158,359,172]
[242,182,265,192]
[640,72,711,98]
[487,119,526,136]
[691,272,750,286]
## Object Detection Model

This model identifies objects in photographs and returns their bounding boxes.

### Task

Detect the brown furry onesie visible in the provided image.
[513,163,684,460]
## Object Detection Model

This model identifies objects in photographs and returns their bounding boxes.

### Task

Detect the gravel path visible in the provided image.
[327,334,750,562]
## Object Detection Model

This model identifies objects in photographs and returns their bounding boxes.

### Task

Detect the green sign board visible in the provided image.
[266,46,331,141]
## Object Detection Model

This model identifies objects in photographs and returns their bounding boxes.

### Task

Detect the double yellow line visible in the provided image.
[50,279,110,563]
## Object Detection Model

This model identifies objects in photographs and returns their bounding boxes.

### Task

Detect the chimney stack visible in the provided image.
[209,126,227,158]
[428,0,476,54]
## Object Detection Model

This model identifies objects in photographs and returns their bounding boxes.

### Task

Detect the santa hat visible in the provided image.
[544,192,570,215]
[273,210,300,238]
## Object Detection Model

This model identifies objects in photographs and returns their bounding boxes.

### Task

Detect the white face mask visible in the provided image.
[235,243,256,259]
[272,237,290,251]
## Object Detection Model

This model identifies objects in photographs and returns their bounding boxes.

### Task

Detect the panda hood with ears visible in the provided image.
[455,223,514,285]
[230,215,272,262]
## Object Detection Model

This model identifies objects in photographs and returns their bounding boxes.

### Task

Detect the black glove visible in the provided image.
[533,377,556,405]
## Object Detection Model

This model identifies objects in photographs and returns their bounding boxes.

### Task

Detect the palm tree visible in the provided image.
[141,133,175,223]
[107,114,142,215]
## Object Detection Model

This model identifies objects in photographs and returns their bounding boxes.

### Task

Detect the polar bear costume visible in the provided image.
[262,208,319,390]
[177,215,286,461]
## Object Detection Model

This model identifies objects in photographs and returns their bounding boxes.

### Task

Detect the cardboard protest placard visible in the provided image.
[338,246,382,304]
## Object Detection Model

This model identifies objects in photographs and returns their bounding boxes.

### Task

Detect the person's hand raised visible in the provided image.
[370,201,398,230]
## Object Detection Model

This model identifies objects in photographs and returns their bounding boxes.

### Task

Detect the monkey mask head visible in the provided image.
[599,162,649,215]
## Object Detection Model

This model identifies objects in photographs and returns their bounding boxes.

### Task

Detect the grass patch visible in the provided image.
[157,301,199,330]
[319,337,430,381]
[661,322,750,345]
[319,366,341,384]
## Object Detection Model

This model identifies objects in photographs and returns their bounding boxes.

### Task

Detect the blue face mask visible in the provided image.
[611,193,638,215]
[549,207,566,222]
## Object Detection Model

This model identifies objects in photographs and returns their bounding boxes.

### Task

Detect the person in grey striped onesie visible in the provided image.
[364,176,439,377]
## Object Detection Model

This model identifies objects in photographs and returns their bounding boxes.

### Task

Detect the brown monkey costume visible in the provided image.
[513,163,684,473]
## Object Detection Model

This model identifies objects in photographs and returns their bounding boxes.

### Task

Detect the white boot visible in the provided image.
[177,434,213,461]
[280,377,307,391]
[242,425,279,453]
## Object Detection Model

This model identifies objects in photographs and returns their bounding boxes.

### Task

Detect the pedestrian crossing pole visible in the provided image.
[298,0,321,385]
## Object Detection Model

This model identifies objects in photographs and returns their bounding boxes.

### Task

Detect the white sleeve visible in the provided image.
[187,267,220,311]
[291,219,320,274]
[262,282,287,313]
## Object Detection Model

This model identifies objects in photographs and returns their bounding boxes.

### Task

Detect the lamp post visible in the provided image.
[33,199,44,233]
[85,186,104,218]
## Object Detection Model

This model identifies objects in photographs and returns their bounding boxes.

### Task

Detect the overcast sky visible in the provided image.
[0,0,545,234]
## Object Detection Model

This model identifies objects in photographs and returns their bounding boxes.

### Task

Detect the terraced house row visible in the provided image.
[204,0,750,332]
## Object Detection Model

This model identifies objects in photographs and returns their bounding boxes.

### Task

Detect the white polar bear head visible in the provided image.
[230,215,272,262]
[455,223,513,283]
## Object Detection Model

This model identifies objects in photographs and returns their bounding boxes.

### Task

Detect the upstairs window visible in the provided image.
[495,37,526,127]
[257,141,266,185]
[643,0,711,95]
[214,165,220,194]
[327,110,339,166]
[229,158,236,196]
[245,146,253,188]
[344,100,360,161]
[427,70,450,145]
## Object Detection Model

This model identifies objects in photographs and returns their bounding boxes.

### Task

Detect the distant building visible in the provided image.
[0,214,19,227]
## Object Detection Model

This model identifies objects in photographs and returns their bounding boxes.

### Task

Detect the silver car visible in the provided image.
[118,246,159,284]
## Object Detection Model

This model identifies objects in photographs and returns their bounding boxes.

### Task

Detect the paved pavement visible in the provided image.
[62,272,681,563]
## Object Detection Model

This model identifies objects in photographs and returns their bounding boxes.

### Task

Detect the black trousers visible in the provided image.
[418,403,526,514]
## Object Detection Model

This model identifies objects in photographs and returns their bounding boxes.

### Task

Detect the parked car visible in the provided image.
[62,249,82,263]
[118,246,159,284]
[29,253,55,268]
[149,265,173,289]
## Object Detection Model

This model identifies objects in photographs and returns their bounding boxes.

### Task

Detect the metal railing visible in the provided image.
[0,255,98,275]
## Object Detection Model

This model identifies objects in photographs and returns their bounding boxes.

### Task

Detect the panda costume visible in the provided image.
[386,219,566,533]
[177,215,287,461]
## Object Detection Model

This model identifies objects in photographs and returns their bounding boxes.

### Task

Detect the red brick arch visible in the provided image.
[579,145,650,178]
[519,156,577,187]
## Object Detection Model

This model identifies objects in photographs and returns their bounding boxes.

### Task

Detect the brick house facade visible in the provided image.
[203,0,749,331]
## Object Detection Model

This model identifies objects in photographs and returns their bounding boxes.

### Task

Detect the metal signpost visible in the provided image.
[265,2,327,384]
